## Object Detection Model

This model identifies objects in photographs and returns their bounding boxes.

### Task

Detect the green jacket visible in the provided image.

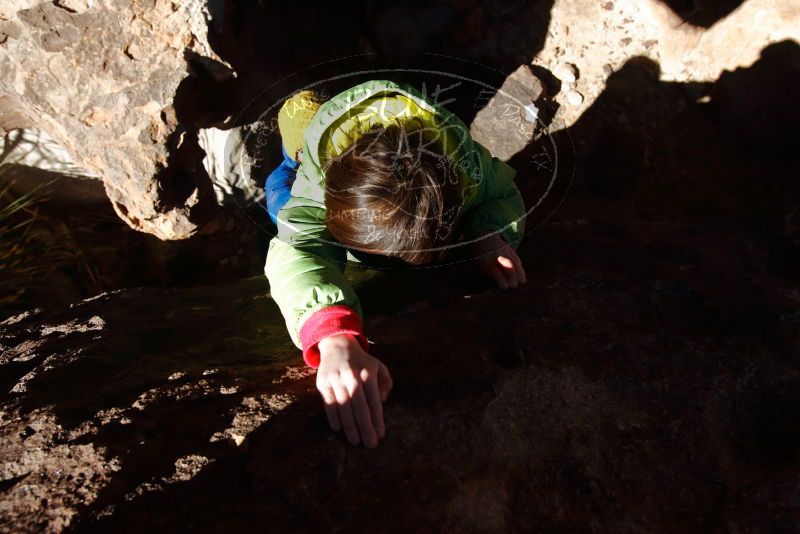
[264,80,525,354]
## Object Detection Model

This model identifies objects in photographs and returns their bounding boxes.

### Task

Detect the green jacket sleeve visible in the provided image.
[460,141,526,249]
[264,186,362,349]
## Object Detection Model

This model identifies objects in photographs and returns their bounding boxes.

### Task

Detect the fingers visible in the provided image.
[497,255,515,270]
[497,255,518,288]
[318,384,341,431]
[377,362,394,401]
[330,378,359,445]
[362,368,385,439]
[506,248,527,285]
[343,373,378,448]
[318,355,394,448]
[514,257,527,285]
[489,264,509,289]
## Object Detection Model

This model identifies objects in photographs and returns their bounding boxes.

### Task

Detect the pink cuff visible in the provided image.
[298,305,369,368]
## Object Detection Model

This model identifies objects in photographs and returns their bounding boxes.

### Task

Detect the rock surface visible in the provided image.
[3,0,799,239]
[0,0,230,239]
[1,213,798,531]
[2,41,800,526]
[470,65,545,161]
[530,0,800,126]
[1,1,799,531]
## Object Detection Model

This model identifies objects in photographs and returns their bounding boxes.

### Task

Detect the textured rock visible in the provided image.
[2,0,798,240]
[3,45,800,524]
[1,207,799,531]
[533,0,800,125]
[554,62,579,84]
[565,89,584,106]
[470,64,545,161]
[1,1,799,531]
[0,279,297,531]
[0,0,230,239]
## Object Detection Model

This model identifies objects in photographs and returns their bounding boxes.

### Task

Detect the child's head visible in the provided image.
[324,124,461,265]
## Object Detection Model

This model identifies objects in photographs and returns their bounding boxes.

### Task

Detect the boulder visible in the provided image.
[0,0,231,239]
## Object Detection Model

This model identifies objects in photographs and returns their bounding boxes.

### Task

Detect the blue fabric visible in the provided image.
[265,145,299,224]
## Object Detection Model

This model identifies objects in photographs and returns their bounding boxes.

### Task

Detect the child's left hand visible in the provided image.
[473,232,527,289]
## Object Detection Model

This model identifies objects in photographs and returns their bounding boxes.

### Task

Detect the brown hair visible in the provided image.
[324,123,461,265]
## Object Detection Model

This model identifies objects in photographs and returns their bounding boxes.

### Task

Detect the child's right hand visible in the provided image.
[316,334,393,448]
[473,232,527,289]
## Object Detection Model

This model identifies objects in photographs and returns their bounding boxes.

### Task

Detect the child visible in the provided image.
[264,81,527,448]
